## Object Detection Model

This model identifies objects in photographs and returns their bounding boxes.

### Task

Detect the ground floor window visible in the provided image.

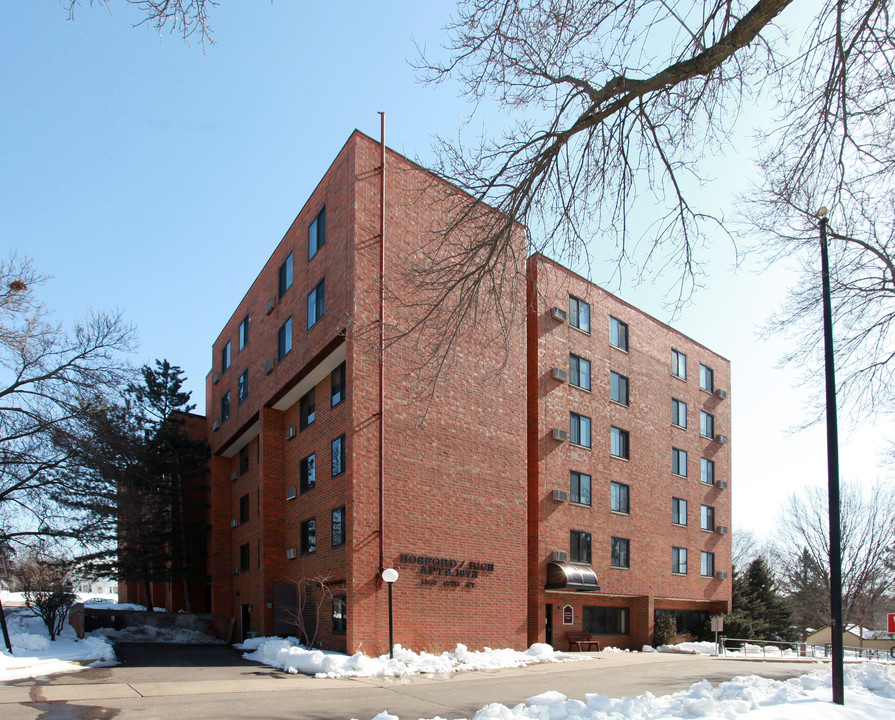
[582,606,629,635]
[332,594,346,634]
[654,608,710,637]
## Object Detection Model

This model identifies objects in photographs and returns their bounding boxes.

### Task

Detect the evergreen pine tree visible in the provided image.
[56,360,208,611]
[724,557,796,643]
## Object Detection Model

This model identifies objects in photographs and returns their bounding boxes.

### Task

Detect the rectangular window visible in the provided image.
[672,547,688,574]
[239,494,249,524]
[570,530,592,564]
[583,606,629,635]
[300,388,316,430]
[671,349,687,379]
[332,594,347,634]
[701,551,715,578]
[278,251,293,297]
[238,370,249,404]
[331,434,345,477]
[278,317,292,360]
[239,315,249,351]
[610,371,629,406]
[570,471,591,506]
[569,295,590,333]
[701,457,715,485]
[222,341,231,373]
[700,411,714,439]
[301,518,316,555]
[300,453,316,493]
[610,426,629,459]
[672,448,688,477]
[570,412,592,448]
[610,481,629,514]
[331,506,345,547]
[221,391,230,422]
[308,206,326,260]
[672,497,687,525]
[611,537,630,568]
[701,505,715,532]
[331,362,346,407]
[569,354,591,390]
[307,278,325,330]
[239,543,250,573]
[239,445,249,476]
[700,364,714,392]
[672,398,687,428]
[610,316,628,351]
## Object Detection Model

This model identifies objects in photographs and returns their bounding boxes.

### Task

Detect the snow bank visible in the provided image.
[0,607,116,682]
[237,639,577,678]
[356,663,895,720]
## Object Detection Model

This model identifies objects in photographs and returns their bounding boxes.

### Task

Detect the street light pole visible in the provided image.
[381,568,398,659]
[818,207,844,706]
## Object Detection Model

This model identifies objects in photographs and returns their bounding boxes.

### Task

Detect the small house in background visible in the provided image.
[806,625,895,653]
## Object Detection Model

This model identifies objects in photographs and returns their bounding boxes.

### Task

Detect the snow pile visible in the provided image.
[359,663,895,720]
[0,607,116,682]
[657,641,718,655]
[237,639,577,678]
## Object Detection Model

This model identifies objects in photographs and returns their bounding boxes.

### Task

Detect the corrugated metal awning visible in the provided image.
[546,562,601,591]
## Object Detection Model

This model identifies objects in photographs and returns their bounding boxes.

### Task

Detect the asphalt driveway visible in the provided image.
[0,643,828,720]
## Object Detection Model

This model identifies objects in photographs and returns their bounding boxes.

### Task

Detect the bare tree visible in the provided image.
[0,254,135,549]
[285,574,335,649]
[731,527,761,573]
[774,482,895,632]
[65,0,216,48]
[413,0,895,411]
[12,550,78,641]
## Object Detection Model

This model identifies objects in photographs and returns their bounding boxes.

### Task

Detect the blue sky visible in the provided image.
[2,1,889,539]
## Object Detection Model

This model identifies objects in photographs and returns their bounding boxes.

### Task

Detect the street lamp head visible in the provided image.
[817,206,829,218]
[381,568,399,583]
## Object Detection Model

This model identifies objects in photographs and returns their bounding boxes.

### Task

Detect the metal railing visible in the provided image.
[824,643,894,661]
[719,637,818,658]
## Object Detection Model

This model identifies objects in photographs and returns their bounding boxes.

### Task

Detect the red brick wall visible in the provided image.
[205,132,529,653]
[527,254,732,649]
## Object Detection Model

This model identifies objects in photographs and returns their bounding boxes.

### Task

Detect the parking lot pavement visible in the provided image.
[0,644,826,720]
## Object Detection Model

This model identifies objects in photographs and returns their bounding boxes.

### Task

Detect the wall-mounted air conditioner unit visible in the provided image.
[263,359,274,375]
[286,548,297,560]
[212,372,221,385]
[265,298,276,315]
[212,420,220,431]
[230,519,239,528]
[715,434,729,444]
[551,367,568,382]
[551,307,567,322]
[286,426,296,440]
[285,487,297,501]
[716,526,729,535]
[715,388,728,400]
[716,480,729,490]
[552,428,568,442]
[229,470,238,482]
[552,551,568,563]
[716,571,729,580]
[552,489,568,502]
[231,566,239,575]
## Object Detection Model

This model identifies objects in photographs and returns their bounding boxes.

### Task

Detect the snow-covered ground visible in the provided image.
[0,605,116,681]
[3,610,895,720]
[236,637,576,677]
[356,663,895,720]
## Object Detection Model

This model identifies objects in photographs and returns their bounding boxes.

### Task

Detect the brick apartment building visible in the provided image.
[527,255,731,649]
[164,129,731,653]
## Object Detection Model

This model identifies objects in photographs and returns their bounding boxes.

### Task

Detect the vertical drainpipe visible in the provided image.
[378,112,386,575]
